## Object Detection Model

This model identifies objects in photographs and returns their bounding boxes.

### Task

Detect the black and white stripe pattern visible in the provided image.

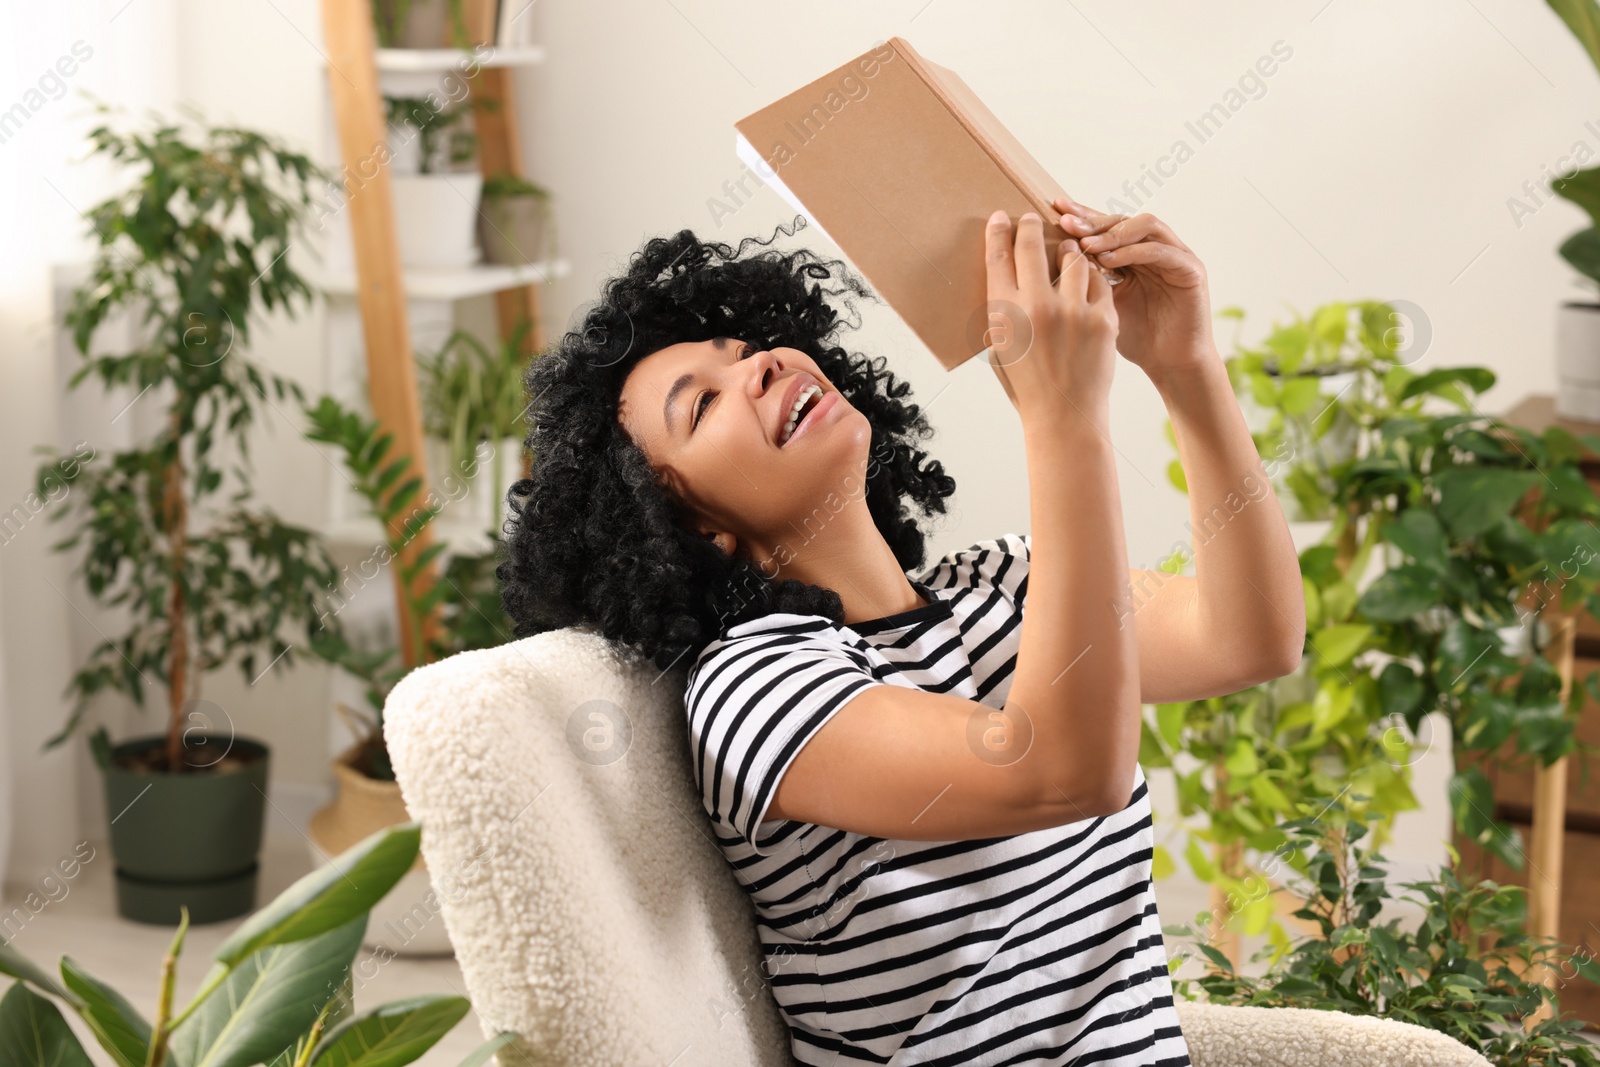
[685,534,1191,1065]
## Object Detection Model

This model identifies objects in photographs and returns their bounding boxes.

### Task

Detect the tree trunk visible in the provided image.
[163,411,189,773]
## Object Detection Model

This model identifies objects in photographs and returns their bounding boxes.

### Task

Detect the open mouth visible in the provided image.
[780,385,824,447]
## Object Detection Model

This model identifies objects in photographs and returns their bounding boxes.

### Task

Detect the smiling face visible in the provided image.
[616,337,873,568]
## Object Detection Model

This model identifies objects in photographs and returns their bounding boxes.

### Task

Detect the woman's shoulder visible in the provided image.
[913,531,1031,589]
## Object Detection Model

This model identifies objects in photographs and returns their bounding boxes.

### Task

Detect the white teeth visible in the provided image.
[780,385,822,445]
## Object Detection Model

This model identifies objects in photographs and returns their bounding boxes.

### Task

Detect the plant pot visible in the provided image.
[100,732,270,925]
[1555,302,1600,422]
[306,738,454,956]
[426,436,519,533]
[375,0,449,48]
[391,172,482,269]
[479,195,550,266]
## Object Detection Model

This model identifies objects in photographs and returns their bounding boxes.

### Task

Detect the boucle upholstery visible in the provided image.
[384,627,1490,1066]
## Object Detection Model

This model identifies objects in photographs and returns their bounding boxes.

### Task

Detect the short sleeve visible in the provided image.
[920,532,1031,606]
[684,621,885,856]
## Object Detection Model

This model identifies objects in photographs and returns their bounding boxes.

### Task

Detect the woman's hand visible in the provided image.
[984,209,1118,428]
[1054,197,1217,377]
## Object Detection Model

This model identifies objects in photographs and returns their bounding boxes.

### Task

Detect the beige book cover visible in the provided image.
[734,36,1120,371]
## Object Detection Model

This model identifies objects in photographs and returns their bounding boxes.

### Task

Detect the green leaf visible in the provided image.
[0,938,77,1005]
[212,822,418,968]
[59,957,151,1067]
[1313,623,1371,667]
[1377,662,1425,722]
[1560,226,1600,286]
[1357,565,1435,621]
[1398,367,1495,402]
[1157,703,1186,749]
[1150,844,1175,881]
[1382,510,1447,573]
[168,916,368,1067]
[1547,0,1600,81]
[307,995,470,1067]
[1224,737,1259,777]
[0,982,95,1067]
[1433,467,1540,539]
[1186,837,1218,882]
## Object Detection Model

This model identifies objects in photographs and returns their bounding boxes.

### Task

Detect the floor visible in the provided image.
[0,829,1534,1066]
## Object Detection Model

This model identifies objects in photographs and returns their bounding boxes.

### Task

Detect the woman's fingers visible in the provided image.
[985,209,1019,296]
[1014,212,1051,295]
[1092,238,1202,282]
[1074,211,1193,255]
[1056,235,1090,301]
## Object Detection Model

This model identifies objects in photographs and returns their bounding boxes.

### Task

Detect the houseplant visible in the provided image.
[302,395,514,954]
[1146,300,1600,959]
[1541,0,1600,417]
[0,820,522,1067]
[372,0,469,49]
[34,108,352,924]
[385,93,482,268]
[1168,795,1600,1067]
[418,318,535,537]
[478,173,554,267]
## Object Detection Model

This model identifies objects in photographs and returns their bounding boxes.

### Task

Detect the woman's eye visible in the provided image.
[694,391,713,427]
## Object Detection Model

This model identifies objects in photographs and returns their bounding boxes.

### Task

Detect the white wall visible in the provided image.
[8,0,1597,889]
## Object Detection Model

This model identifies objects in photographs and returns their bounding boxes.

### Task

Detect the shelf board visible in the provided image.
[373,46,546,72]
[317,258,570,301]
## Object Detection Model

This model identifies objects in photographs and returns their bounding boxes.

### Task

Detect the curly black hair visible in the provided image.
[496,219,958,675]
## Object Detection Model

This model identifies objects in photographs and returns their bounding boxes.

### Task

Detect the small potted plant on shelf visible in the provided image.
[300,395,516,955]
[371,0,469,48]
[479,173,554,266]
[34,107,351,926]
[385,93,483,268]
[0,821,523,1067]
[418,318,536,537]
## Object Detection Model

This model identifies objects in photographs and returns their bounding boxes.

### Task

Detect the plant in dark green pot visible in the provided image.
[33,108,353,925]
[0,821,522,1067]
[478,173,554,267]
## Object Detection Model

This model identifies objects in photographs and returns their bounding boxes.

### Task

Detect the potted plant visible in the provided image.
[418,318,536,537]
[385,93,483,268]
[1541,0,1600,418]
[1145,299,1600,961]
[372,0,469,49]
[0,820,523,1067]
[1168,796,1600,1066]
[34,108,351,925]
[478,173,555,266]
[301,395,515,954]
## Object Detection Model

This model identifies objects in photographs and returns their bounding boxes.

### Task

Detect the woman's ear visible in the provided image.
[702,530,736,557]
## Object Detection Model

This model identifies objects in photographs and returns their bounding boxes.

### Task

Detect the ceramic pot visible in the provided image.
[1555,303,1600,422]
[391,172,482,269]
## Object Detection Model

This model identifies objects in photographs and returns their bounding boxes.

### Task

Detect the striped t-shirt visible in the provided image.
[684,533,1191,1066]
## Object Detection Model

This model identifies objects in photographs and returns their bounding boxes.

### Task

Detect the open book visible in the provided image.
[734,36,1122,371]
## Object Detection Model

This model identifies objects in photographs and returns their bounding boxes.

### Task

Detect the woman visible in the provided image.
[500,200,1306,1065]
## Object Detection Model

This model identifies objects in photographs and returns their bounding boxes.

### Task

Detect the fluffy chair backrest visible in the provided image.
[384,627,794,1065]
[384,628,1493,1067]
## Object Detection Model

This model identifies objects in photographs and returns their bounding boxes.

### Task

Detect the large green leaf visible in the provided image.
[0,982,95,1067]
[167,915,367,1067]
[1560,226,1600,286]
[59,957,150,1067]
[1433,467,1540,539]
[212,822,418,968]
[1548,0,1600,82]
[1398,367,1495,402]
[307,995,470,1067]
[0,939,77,1005]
